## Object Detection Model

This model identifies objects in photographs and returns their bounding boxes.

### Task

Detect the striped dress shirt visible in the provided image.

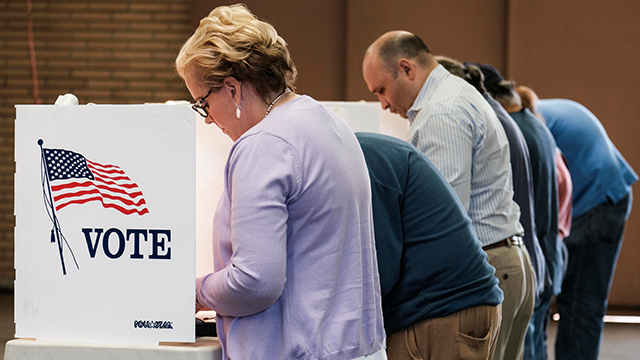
[407,65,523,246]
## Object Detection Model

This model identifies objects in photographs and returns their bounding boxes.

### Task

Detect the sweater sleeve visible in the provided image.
[197,133,299,317]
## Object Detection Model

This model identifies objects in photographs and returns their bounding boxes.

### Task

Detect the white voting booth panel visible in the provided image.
[321,101,380,133]
[321,101,409,140]
[14,104,197,346]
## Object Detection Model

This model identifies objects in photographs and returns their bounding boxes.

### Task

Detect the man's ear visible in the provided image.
[397,59,415,80]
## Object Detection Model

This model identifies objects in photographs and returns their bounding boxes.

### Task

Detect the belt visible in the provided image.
[482,236,523,251]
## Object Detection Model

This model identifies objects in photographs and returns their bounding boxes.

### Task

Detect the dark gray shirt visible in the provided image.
[484,93,547,295]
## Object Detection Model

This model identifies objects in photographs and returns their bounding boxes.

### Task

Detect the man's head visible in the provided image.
[435,55,486,95]
[362,31,437,118]
[515,85,540,114]
[468,62,522,112]
[516,85,546,122]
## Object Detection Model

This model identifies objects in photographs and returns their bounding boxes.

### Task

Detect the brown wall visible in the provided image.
[346,0,509,101]
[507,0,640,307]
[190,0,347,101]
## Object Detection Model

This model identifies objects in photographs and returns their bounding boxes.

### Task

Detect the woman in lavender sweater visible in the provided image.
[175,4,386,360]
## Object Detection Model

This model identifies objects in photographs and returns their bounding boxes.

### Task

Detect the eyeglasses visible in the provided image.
[192,86,216,118]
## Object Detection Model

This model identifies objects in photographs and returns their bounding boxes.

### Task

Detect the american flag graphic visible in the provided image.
[42,147,149,216]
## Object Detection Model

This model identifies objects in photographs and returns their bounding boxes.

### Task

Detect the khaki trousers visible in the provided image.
[386,304,502,360]
[486,243,536,360]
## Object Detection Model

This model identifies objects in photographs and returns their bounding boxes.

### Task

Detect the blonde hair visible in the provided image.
[516,85,545,122]
[175,4,297,102]
[516,85,539,114]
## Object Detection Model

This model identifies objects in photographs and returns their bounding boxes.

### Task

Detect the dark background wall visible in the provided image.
[2,0,639,309]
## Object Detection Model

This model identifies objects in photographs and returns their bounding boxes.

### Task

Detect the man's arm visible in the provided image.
[409,113,474,210]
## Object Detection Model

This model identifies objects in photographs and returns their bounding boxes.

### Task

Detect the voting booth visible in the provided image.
[9,99,405,358]
[321,101,409,140]
[14,104,198,348]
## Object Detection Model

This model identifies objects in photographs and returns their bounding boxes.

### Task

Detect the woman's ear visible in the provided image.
[224,77,241,102]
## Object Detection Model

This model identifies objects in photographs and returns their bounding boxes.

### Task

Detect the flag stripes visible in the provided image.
[43,148,149,216]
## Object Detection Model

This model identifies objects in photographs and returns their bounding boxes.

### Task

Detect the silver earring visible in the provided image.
[235,103,241,119]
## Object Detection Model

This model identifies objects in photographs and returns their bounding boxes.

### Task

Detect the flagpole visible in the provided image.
[39,139,78,275]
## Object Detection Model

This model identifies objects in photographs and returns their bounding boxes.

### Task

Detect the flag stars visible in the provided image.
[44,148,94,181]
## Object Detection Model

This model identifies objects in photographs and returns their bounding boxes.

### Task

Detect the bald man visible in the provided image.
[363,31,535,360]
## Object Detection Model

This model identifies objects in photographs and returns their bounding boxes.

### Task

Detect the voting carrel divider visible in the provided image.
[14,104,197,346]
[10,101,401,358]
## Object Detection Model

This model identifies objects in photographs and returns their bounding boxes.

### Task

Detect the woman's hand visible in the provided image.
[196,299,206,313]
